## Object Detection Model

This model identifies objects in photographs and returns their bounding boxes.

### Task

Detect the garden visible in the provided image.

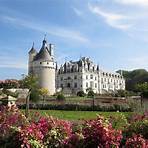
[0,105,148,148]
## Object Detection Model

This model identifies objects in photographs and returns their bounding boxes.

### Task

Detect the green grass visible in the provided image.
[28,110,132,121]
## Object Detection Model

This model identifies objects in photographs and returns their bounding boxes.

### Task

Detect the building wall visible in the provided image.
[57,59,125,95]
[33,60,56,95]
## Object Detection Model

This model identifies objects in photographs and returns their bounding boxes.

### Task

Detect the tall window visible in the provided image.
[90,74,93,79]
[74,75,77,79]
[95,83,97,88]
[86,82,88,87]
[60,84,63,88]
[90,81,94,88]
[74,83,77,88]
[86,75,88,79]
[67,83,71,88]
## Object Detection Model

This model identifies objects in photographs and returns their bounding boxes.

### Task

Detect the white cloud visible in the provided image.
[1,15,89,43]
[73,7,83,17]
[88,3,132,30]
[114,0,148,6]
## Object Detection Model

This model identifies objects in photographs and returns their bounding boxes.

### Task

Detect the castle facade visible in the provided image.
[28,39,125,95]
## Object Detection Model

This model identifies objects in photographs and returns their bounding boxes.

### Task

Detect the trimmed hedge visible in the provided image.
[18,104,132,112]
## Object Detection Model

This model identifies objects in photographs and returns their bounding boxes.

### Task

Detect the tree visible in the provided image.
[56,93,65,101]
[116,69,148,91]
[77,91,85,97]
[135,82,148,98]
[39,88,49,105]
[21,74,39,117]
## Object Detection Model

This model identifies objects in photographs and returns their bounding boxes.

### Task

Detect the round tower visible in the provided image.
[28,42,37,74]
[32,38,56,95]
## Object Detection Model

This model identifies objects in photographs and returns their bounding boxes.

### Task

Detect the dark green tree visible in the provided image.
[135,82,148,98]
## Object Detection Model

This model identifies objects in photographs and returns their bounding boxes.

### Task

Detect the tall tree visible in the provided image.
[39,88,49,105]
[21,75,39,117]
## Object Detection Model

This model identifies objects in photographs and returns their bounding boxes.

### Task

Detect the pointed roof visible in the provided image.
[34,39,51,61]
[29,42,37,54]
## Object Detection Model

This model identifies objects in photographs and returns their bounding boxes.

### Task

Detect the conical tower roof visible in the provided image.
[34,39,51,61]
[29,42,37,54]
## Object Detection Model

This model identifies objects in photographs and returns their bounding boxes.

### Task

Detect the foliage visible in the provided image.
[117,69,148,92]
[39,88,49,97]
[125,134,148,148]
[39,88,49,104]
[87,90,95,97]
[20,74,38,90]
[56,93,65,101]
[77,91,85,97]
[115,90,127,97]
[30,89,41,103]
[19,103,132,112]
[0,79,20,89]
[135,82,148,98]
[1,105,148,148]
[81,116,122,148]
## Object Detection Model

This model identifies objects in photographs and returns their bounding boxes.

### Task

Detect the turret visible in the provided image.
[28,42,37,62]
[49,44,54,57]
[28,43,37,74]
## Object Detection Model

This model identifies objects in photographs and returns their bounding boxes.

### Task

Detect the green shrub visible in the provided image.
[87,90,95,97]
[56,93,65,101]
[77,91,85,97]
[30,89,40,102]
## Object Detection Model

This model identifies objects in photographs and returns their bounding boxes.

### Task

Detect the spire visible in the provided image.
[43,34,47,44]
[44,34,46,40]
[32,42,34,48]
[29,42,37,54]
[97,63,100,71]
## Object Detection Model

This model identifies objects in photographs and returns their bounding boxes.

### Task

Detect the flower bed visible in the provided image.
[0,105,148,148]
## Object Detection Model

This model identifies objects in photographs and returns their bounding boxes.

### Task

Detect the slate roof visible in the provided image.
[34,48,51,61]
[29,47,37,54]
[34,39,51,61]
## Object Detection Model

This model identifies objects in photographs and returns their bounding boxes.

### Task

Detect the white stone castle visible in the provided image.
[28,38,125,95]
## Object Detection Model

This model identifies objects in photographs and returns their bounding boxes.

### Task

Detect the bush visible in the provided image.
[87,90,95,97]
[30,89,40,102]
[77,91,85,97]
[56,93,65,101]
[1,105,148,147]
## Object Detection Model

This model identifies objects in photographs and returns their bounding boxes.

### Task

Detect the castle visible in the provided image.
[28,38,125,95]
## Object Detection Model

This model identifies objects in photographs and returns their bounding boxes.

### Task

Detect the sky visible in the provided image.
[0,0,148,80]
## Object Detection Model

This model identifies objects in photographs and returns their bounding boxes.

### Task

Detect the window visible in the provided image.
[101,78,103,83]
[90,81,94,88]
[86,82,88,87]
[61,77,63,81]
[67,83,71,88]
[40,62,42,64]
[67,77,71,80]
[95,83,97,88]
[95,77,97,80]
[86,75,88,79]
[60,84,63,88]
[74,83,77,88]
[90,74,93,79]
[74,75,77,79]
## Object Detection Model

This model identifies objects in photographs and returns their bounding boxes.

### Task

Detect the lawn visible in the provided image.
[28,109,132,121]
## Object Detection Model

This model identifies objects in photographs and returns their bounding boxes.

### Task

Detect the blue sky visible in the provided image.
[0,0,148,80]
